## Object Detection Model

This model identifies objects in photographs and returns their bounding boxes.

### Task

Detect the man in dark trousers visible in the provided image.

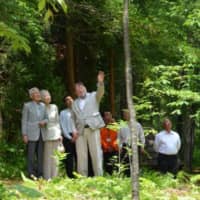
[60,96,78,178]
[21,87,48,179]
[154,118,181,175]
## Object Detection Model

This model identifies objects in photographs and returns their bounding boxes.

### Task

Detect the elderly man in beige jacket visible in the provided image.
[72,71,105,176]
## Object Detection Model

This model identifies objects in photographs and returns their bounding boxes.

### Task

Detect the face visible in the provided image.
[163,119,172,132]
[31,91,41,102]
[65,96,73,107]
[75,84,86,98]
[103,112,112,124]
[43,94,51,105]
[123,111,130,121]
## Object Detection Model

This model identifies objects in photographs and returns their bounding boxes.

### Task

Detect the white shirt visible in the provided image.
[60,108,76,139]
[154,130,181,155]
[79,98,86,110]
[118,122,145,147]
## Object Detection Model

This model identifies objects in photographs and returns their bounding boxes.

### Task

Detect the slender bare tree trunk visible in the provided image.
[182,113,194,172]
[123,0,139,199]
[0,109,2,133]
[109,48,115,116]
[65,30,75,97]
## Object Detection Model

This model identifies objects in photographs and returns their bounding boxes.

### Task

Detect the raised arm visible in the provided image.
[96,71,105,102]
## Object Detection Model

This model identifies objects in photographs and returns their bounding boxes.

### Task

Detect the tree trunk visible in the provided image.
[0,109,2,133]
[123,0,139,199]
[65,30,75,97]
[182,113,194,172]
[109,49,115,116]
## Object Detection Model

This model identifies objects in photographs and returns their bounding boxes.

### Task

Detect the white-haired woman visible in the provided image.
[40,90,62,180]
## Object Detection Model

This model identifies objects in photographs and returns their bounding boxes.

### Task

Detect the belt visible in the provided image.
[84,124,90,128]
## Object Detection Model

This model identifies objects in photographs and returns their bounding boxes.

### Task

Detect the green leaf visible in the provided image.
[0,22,31,54]
[38,0,46,12]
[44,9,53,23]
[57,0,67,13]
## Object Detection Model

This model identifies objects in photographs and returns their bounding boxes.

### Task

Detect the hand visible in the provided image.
[71,132,78,143]
[59,136,63,142]
[140,147,145,154]
[23,135,28,144]
[97,71,104,83]
[107,147,114,152]
[39,121,46,128]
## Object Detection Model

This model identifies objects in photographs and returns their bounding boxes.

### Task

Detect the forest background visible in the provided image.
[0,0,200,199]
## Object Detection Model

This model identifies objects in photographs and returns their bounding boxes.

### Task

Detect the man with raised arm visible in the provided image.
[72,71,105,176]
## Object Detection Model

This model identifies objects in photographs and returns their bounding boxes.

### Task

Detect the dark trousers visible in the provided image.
[120,144,131,177]
[158,153,178,175]
[120,144,142,177]
[27,134,44,178]
[103,151,118,175]
[63,137,77,178]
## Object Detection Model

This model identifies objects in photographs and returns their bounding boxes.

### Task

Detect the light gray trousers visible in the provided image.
[76,128,103,176]
[43,140,60,180]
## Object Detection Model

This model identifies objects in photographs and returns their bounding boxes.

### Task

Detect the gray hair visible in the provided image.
[40,89,51,101]
[29,87,40,97]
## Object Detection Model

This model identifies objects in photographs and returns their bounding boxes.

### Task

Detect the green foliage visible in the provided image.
[1,170,200,199]
[0,139,25,178]
[0,0,65,139]
[38,0,68,25]
[0,22,31,54]
[134,63,200,131]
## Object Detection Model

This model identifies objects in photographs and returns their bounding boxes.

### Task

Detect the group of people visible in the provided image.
[22,71,106,179]
[100,110,146,176]
[21,70,181,180]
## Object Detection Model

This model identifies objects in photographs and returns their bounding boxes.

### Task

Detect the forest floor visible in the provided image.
[1,170,200,200]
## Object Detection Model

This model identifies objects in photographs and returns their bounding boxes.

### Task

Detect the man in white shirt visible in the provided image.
[154,118,181,175]
[60,96,78,178]
[72,71,105,176]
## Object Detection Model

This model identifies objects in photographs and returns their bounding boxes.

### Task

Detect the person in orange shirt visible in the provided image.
[100,111,118,174]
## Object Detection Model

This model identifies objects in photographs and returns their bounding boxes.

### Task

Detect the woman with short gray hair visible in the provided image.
[40,90,62,180]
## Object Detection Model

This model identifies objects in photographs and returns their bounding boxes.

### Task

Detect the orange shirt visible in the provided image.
[100,127,118,152]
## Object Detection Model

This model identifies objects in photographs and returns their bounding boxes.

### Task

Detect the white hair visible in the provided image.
[40,89,50,101]
[29,87,40,97]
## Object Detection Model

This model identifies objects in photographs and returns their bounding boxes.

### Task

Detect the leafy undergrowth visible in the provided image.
[1,170,200,200]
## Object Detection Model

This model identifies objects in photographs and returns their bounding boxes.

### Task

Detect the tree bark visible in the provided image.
[65,30,75,97]
[123,0,139,199]
[0,109,2,133]
[109,49,115,116]
[182,113,194,172]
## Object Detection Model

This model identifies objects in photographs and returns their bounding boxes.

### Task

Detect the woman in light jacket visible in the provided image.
[40,90,62,180]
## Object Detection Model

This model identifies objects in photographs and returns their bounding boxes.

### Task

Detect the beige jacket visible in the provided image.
[72,83,105,134]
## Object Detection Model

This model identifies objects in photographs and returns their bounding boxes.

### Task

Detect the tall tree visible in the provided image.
[123,0,139,199]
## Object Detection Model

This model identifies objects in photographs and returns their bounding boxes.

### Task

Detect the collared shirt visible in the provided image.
[78,93,89,111]
[154,130,181,155]
[60,108,76,139]
[33,101,42,119]
[118,122,145,147]
[79,98,86,111]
